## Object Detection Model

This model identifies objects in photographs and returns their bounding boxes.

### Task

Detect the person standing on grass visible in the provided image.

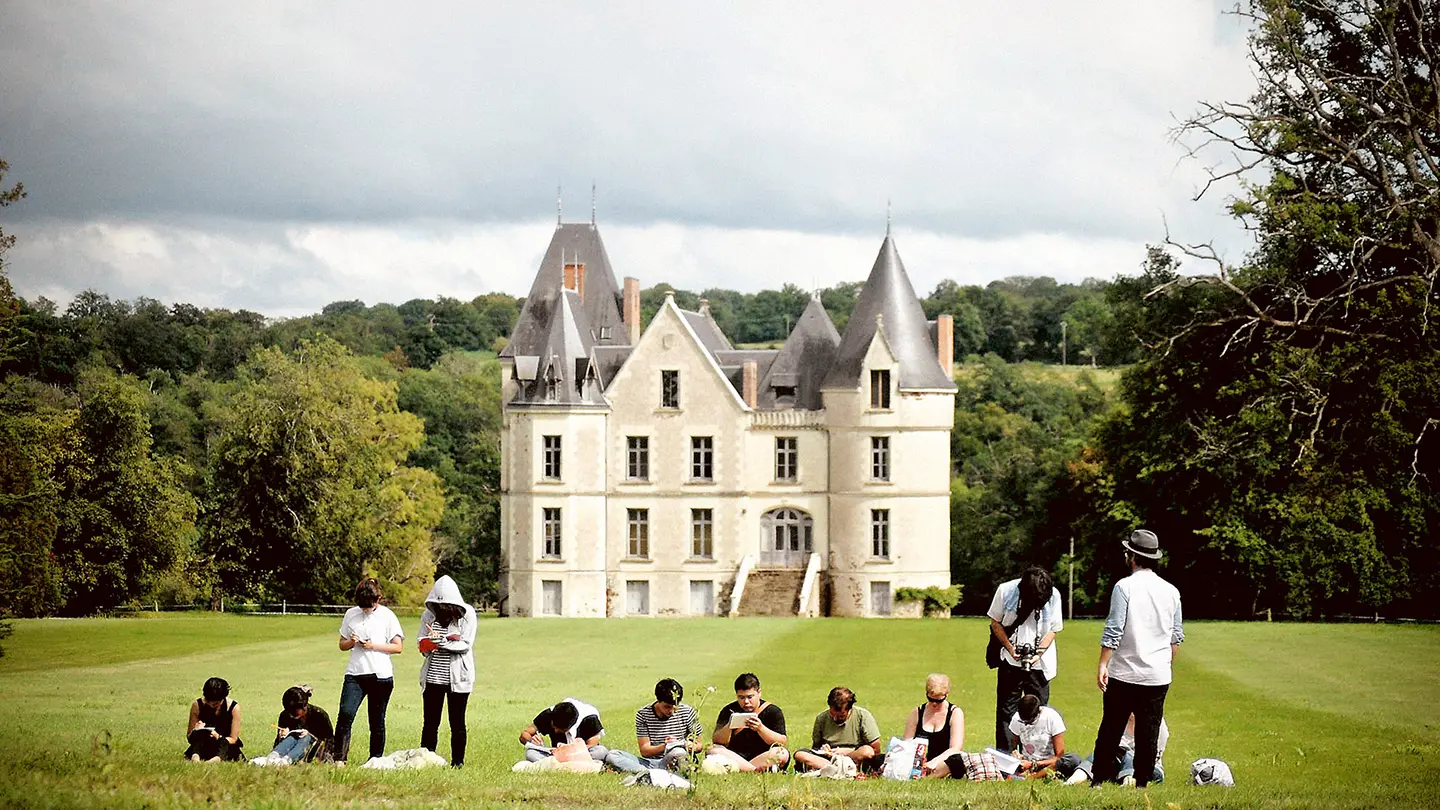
[333,577,404,765]
[708,672,789,772]
[416,574,476,768]
[184,676,243,762]
[1090,529,1183,788]
[987,565,1063,750]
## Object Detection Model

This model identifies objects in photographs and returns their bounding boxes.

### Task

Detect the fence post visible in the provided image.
[1067,537,1074,621]
[221,596,225,613]
[282,600,287,615]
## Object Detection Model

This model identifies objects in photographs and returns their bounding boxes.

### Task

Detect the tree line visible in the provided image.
[1,0,1436,631]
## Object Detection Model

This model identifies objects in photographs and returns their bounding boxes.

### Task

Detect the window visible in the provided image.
[690,580,715,615]
[626,436,649,481]
[626,580,650,615]
[773,385,796,402]
[542,508,562,558]
[690,436,713,481]
[871,436,890,481]
[870,368,891,409]
[542,580,563,616]
[661,370,680,409]
[871,509,890,558]
[627,508,650,558]
[691,508,713,558]
[870,581,892,616]
[774,437,797,481]
[542,435,562,480]
[599,325,612,341]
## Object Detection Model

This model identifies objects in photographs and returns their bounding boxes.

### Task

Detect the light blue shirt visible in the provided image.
[1101,569,1184,686]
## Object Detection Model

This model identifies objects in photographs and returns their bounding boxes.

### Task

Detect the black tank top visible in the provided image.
[196,698,237,737]
[915,702,954,755]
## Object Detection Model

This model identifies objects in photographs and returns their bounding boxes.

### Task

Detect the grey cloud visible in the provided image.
[0,1,1254,249]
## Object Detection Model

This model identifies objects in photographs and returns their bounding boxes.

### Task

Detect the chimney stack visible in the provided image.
[623,277,641,344]
[936,314,954,379]
[742,360,758,408]
[563,261,586,301]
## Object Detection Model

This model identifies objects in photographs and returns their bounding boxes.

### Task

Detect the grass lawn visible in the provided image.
[0,615,1435,809]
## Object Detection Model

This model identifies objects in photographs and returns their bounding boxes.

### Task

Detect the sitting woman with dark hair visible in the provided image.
[184,677,244,762]
[251,685,335,766]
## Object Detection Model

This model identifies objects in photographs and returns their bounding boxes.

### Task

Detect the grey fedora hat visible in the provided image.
[1122,529,1163,560]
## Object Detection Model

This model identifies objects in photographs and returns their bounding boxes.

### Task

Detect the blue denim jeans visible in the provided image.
[270,733,315,762]
[604,749,665,773]
[334,674,394,763]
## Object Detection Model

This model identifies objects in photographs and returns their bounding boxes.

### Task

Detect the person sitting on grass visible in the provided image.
[251,685,334,766]
[1059,714,1169,785]
[520,698,609,762]
[1008,694,1066,778]
[792,686,882,776]
[707,673,789,772]
[184,677,243,762]
[606,678,705,774]
[903,673,967,778]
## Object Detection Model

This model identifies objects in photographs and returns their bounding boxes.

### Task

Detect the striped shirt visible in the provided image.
[423,621,457,686]
[634,703,701,745]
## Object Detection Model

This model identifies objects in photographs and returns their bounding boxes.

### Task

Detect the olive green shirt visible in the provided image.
[810,706,880,750]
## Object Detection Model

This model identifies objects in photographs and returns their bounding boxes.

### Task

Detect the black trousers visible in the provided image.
[1090,677,1169,787]
[421,684,470,766]
[995,661,1050,750]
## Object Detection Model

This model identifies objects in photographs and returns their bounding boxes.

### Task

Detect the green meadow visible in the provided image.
[0,615,1435,809]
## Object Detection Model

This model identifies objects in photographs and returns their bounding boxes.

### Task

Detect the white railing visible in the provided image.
[749,410,827,429]
[797,553,822,617]
[727,554,756,617]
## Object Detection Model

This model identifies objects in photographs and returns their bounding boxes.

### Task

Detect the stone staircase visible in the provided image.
[738,568,805,617]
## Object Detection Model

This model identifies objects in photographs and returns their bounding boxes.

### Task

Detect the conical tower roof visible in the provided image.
[501,223,627,359]
[822,236,955,391]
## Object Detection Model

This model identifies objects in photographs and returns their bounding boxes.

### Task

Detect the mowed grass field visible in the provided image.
[0,616,1436,809]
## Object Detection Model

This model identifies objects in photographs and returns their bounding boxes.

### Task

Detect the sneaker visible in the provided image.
[1065,769,1091,785]
[1121,775,1136,787]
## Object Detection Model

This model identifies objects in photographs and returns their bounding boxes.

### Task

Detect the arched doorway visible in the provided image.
[760,508,813,568]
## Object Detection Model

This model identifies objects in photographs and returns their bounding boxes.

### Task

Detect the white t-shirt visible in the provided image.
[987,580,1064,681]
[339,605,404,678]
[1008,706,1065,760]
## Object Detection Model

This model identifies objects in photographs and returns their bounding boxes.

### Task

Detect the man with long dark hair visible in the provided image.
[987,565,1063,749]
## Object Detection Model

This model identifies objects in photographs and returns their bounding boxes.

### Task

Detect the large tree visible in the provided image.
[203,337,443,604]
[1099,0,1440,616]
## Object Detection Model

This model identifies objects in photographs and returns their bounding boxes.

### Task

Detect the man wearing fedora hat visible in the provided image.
[1089,529,1183,787]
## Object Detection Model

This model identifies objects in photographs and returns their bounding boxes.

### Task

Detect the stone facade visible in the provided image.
[499,222,955,617]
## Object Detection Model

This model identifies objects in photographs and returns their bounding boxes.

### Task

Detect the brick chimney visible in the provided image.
[742,360,758,408]
[563,262,586,301]
[623,277,641,344]
[936,314,954,379]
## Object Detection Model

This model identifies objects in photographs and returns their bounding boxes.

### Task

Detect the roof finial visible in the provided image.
[557,185,563,228]
[591,182,597,227]
[886,198,892,237]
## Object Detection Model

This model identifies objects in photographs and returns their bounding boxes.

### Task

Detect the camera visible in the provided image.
[1013,642,1039,670]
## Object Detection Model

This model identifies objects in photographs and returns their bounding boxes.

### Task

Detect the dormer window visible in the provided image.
[599,325,612,341]
[773,385,796,402]
[544,366,561,401]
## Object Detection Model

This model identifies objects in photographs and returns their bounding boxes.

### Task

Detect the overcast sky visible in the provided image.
[1,1,1257,318]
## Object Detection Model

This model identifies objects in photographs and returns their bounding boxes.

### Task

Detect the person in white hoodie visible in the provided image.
[417,575,476,768]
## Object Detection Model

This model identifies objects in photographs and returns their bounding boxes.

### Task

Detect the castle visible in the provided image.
[498,219,956,617]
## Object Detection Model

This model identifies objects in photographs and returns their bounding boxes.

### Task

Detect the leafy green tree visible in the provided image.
[50,372,199,614]
[0,379,75,618]
[1095,0,1440,617]
[203,337,443,605]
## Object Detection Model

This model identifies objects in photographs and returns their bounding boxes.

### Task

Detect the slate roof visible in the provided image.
[821,236,956,392]
[511,290,605,407]
[756,296,841,409]
[501,223,628,360]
